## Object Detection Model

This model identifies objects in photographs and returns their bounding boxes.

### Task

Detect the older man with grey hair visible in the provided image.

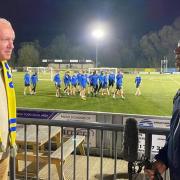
[0,18,17,180]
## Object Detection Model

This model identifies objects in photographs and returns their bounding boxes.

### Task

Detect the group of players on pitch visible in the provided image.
[53,70,142,100]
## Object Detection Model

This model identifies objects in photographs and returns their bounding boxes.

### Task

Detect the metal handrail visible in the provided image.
[10,117,170,180]
[17,118,170,135]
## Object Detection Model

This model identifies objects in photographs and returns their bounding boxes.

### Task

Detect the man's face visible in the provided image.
[0,26,15,60]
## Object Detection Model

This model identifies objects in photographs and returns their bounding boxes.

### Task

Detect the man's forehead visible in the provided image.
[0,25,15,37]
[0,22,13,29]
[0,19,14,32]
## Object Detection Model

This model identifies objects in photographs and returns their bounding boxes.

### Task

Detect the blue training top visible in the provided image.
[99,74,104,84]
[64,74,71,85]
[53,73,61,85]
[80,74,87,88]
[71,75,77,85]
[77,73,82,84]
[31,74,38,84]
[135,76,141,85]
[109,73,115,82]
[91,74,99,86]
[116,73,123,86]
[24,73,31,84]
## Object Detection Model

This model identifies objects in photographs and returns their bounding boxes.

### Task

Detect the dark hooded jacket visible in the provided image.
[155,89,180,180]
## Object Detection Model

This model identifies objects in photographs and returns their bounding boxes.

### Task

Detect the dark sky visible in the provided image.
[1,0,180,47]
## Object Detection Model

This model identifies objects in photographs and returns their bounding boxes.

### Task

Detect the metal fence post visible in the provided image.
[10,156,15,180]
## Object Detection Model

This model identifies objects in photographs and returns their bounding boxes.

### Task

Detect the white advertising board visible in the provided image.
[123,117,170,154]
[52,113,96,147]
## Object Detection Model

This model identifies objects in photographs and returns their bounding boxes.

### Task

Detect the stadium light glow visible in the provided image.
[91,28,105,67]
[92,28,104,40]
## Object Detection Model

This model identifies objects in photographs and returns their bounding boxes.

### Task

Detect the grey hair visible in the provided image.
[0,18,12,26]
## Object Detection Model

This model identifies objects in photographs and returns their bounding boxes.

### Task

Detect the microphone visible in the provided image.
[122,118,139,163]
[100,118,163,180]
[122,118,139,180]
[122,118,163,180]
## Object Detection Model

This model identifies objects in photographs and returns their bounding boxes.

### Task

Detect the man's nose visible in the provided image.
[8,41,14,49]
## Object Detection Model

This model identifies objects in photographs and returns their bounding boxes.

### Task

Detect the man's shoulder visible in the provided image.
[173,89,180,111]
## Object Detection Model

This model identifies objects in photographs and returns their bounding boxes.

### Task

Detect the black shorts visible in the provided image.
[93,84,98,91]
[72,84,77,88]
[116,84,122,90]
[55,84,61,88]
[109,80,114,87]
[102,83,107,89]
[25,83,30,87]
[136,84,140,88]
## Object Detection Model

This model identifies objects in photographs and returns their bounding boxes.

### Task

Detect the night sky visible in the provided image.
[1,0,180,47]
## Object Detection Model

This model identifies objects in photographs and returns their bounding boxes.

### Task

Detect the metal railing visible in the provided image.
[10,117,170,180]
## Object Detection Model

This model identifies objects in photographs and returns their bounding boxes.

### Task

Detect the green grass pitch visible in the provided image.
[13,72,180,116]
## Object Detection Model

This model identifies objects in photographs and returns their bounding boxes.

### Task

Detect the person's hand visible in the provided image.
[144,160,166,180]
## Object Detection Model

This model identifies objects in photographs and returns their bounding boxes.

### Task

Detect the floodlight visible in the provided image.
[92,28,104,40]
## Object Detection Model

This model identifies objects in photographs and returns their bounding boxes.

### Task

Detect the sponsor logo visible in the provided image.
[138,119,154,127]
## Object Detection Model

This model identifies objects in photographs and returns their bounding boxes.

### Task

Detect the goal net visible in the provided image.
[26,67,53,81]
[88,67,118,75]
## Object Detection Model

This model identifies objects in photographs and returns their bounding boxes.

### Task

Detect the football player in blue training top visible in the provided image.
[87,71,93,95]
[53,71,61,97]
[71,72,78,96]
[31,72,38,95]
[135,72,142,96]
[77,70,82,93]
[113,71,125,99]
[63,71,71,95]
[108,71,115,95]
[80,71,87,100]
[24,71,32,95]
[98,71,104,94]
[102,71,110,96]
[91,71,99,96]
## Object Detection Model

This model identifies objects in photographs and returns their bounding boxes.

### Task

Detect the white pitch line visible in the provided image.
[168,76,180,85]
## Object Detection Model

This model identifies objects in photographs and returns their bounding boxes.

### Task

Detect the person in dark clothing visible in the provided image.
[145,89,180,180]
